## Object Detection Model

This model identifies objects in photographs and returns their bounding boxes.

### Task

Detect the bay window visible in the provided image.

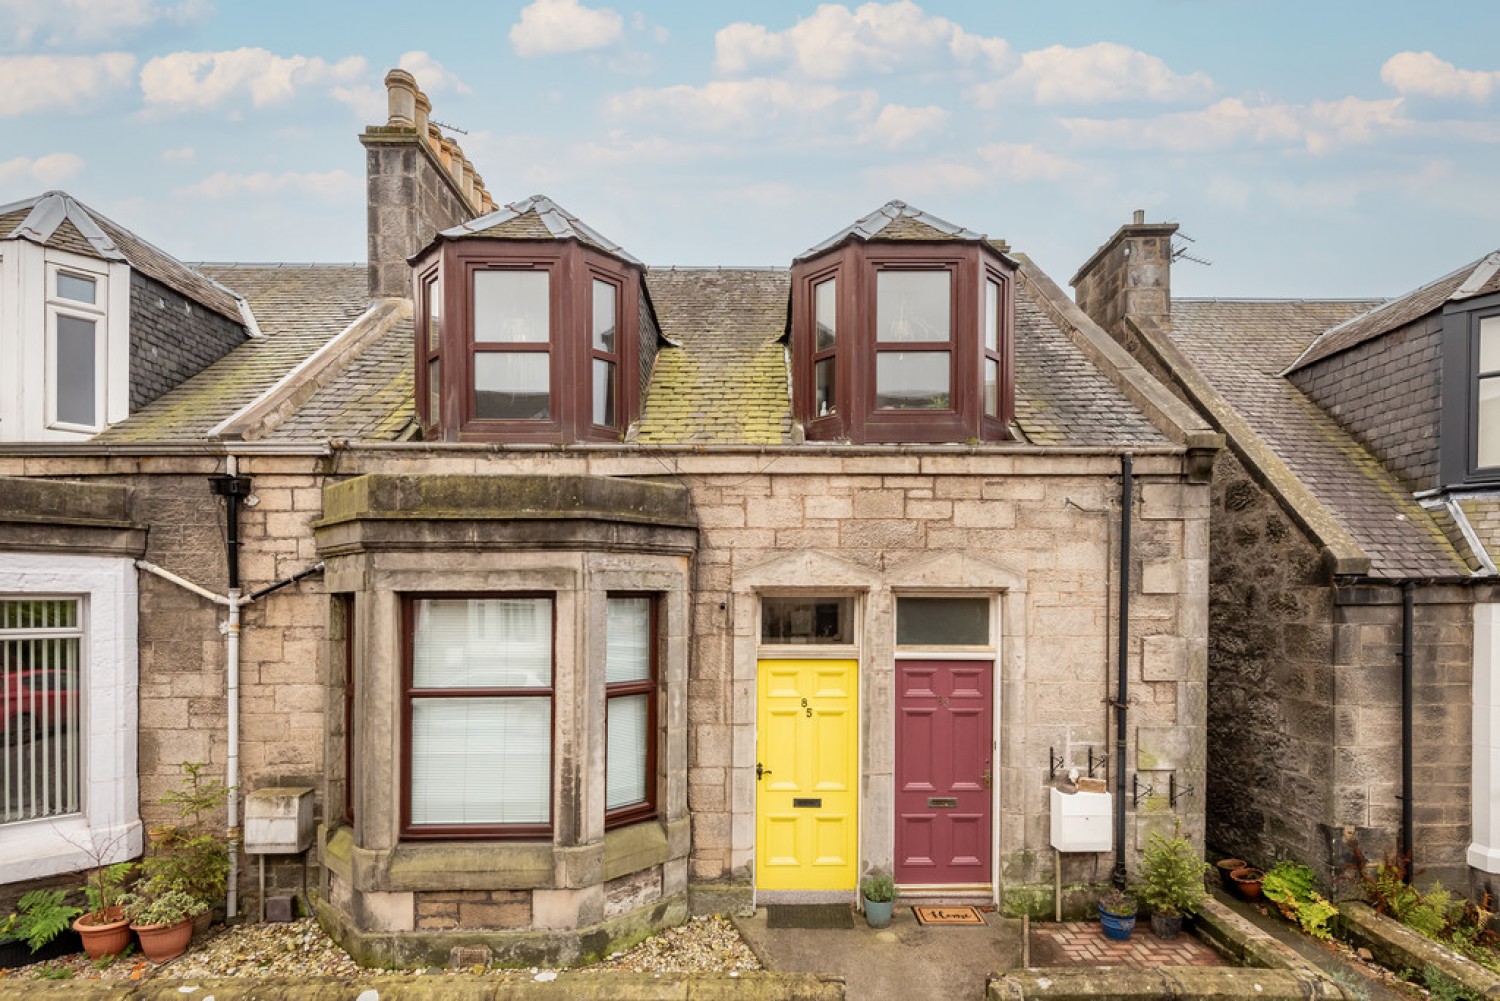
[473,270,551,422]
[591,278,620,429]
[605,596,655,826]
[404,596,553,838]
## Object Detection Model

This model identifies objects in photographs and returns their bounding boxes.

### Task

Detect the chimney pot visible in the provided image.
[1132,209,1145,225]
[426,123,442,156]
[413,90,431,139]
[384,68,418,128]
[461,155,477,205]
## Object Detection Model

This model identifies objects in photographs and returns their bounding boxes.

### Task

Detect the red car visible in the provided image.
[2,669,78,746]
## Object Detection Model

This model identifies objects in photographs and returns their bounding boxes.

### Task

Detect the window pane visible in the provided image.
[761,597,852,644]
[1,599,83,824]
[985,358,1000,418]
[1481,316,1500,374]
[897,597,989,646]
[426,276,441,353]
[592,279,616,353]
[606,694,649,811]
[606,597,651,684]
[1479,376,1500,468]
[473,270,549,344]
[410,697,550,825]
[56,273,96,305]
[876,351,950,409]
[427,358,440,425]
[985,279,999,353]
[474,352,549,421]
[593,358,616,427]
[55,315,96,427]
[412,598,551,689]
[877,271,949,342]
[815,358,836,417]
[815,278,836,351]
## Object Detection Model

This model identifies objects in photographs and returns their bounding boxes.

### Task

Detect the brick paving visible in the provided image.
[1030,921,1227,967]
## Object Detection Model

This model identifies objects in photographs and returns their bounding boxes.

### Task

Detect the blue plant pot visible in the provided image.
[864,897,894,928]
[1098,903,1136,940]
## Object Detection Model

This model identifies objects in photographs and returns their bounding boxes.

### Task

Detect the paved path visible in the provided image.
[1030,920,1226,966]
[734,906,1023,1000]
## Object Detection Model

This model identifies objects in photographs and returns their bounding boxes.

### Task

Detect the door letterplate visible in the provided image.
[928,797,958,808]
[793,798,822,808]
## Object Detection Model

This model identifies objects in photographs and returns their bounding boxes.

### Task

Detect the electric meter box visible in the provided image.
[243,786,315,855]
[1049,786,1112,853]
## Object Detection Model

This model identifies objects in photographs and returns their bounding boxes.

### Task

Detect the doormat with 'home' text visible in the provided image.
[912,905,986,926]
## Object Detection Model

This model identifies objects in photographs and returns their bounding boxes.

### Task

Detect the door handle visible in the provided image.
[981,766,991,790]
[757,762,771,781]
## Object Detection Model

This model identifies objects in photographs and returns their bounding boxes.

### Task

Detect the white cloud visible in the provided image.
[140,49,366,111]
[161,146,195,163]
[0,53,136,116]
[716,1,1009,80]
[862,104,948,149]
[971,42,1212,106]
[606,78,879,136]
[175,169,360,201]
[1381,51,1500,103]
[863,159,990,195]
[1061,96,1410,154]
[977,142,1081,182]
[0,152,84,186]
[0,0,207,49]
[398,51,471,95]
[510,0,623,57]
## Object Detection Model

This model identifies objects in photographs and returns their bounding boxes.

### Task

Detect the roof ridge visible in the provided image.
[439,193,642,266]
[797,199,986,260]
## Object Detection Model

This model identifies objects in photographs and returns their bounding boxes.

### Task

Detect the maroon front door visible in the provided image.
[895,660,993,885]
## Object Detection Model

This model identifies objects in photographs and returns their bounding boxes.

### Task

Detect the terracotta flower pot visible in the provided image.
[1230,867,1264,901]
[1215,858,1248,889]
[131,917,194,963]
[73,908,132,961]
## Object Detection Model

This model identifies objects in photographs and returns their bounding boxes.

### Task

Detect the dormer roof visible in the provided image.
[796,200,1012,262]
[434,194,642,266]
[0,191,245,324]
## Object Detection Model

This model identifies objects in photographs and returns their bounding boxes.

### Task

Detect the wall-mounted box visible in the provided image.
[1049,786,1112,853]
[243,786,315,854]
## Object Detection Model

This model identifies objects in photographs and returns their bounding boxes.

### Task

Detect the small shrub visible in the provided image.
[36,968,74,981]
[860,870,895,903]
[1262,861,1338,941]
[1135,829,1210,918]
[1422,964,1476,1001]
[1099,888,1137,917]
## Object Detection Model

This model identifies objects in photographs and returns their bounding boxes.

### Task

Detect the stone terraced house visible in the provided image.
[1072,213,1500,900]
[0,71,1219,965]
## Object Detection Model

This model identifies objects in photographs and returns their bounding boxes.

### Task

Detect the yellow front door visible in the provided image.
[755,659,858,890]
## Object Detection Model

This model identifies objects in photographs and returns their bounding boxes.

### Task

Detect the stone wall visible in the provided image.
[361,134,477,299]
[1070,217,1177,341]
[128,272,246,412]
[1288,314,1443,493]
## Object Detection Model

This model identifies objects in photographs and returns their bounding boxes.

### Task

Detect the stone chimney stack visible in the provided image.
[1070,210,1178,341]
[359,69,494,299]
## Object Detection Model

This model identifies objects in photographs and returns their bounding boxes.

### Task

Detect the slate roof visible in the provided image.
[635,268,793,445]
[267,313,415,442]
[0,192,243,323]
[798,201,994,261]
[1288,251,1500,371]
[438,195,642,266]
[1169,299,1469,577]
[96,265,368,443]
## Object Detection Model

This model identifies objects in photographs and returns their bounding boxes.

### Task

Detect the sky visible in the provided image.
[1,0,1497,299]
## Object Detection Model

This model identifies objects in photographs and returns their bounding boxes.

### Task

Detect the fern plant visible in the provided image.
[1263,862,1338,940]
[4,890,82,952]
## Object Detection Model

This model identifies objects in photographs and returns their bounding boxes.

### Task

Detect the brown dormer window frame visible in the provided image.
[792,240,1015,443]
[414,239,642,443]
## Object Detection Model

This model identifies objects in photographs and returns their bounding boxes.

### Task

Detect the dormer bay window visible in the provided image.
[414,196,650,444]
[792,202,1016,444]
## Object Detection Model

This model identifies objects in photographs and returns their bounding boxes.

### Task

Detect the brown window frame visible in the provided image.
[791,239,1015,444]
[412,239,643,444]
[604,593,658,829]
[417,268,442,435]
[400,593,556,841]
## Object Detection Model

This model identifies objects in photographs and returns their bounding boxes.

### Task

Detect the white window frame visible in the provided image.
[0,554,141,883]
[45,262,108,433]
[1471,603,1500,873]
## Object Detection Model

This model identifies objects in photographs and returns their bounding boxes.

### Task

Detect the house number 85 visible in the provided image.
[801,697,812,718]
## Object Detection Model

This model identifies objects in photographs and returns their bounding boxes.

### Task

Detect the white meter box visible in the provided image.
[1049,786,1112,853]
[243,786,315,855]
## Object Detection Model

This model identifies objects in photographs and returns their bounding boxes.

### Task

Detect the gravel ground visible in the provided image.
[0,914,760,983]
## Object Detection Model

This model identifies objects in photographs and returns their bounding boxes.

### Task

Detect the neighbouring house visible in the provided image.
[1073,212,1500,899]
[0,70,1219,965]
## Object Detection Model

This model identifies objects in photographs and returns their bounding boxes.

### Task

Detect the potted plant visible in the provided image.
[1,890,83,968]
[1137,829,1211,939]
[1230,866,1265,901]
[72,861,135,960]
[120,878,207,963]
[1098,887,1137,940]
[1215,857,1248,889]
[141,761,229,933]
[860,869,897,928]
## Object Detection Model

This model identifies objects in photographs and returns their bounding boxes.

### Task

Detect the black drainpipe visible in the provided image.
[1401,581,1414,882]
[208,473,253,588]
[1113,453,1133,889]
